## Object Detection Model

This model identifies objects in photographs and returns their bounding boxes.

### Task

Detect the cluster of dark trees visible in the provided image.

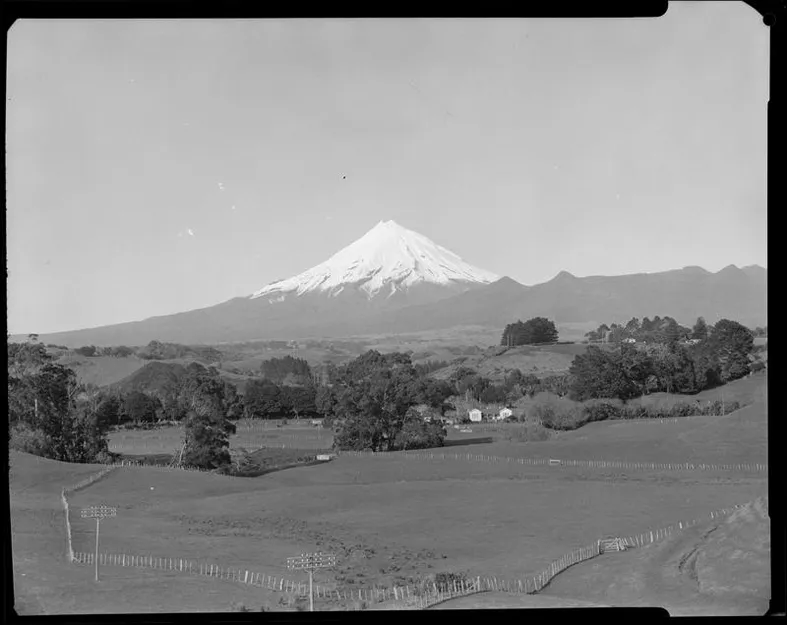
[321,351,454,452]
[97,363,243,428]
[9,340,241,471]
[584,315,694,343]
[569,318,757,401]
[534,398,742,431]
[583,315,765,346]
[259,355,313,385]
[9,338,113,463]
[73,345,135,358]
[135,340,223,362]
[501,317,559,347]
[448,366,570,405]
[244,379,320,420]
[70,340,224,362]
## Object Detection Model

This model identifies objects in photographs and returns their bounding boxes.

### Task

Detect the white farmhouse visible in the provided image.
[498,407,514,421]
[468,408,483,422]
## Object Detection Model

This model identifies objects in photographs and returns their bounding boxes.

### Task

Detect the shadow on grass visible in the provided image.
[442,437,494,447]
[119,453,172,466]
[119,452,329,478]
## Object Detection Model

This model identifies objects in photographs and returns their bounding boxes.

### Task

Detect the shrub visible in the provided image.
[667,403,696,418]
[392,420,446,451]
[540,405,588,431]
[583,399,624,423]
[94,450,118,465]
[434,571,468,592]
[503,423,552,442]
[9,423,50,456]
[702,400,740,416]
[529,403,555,425]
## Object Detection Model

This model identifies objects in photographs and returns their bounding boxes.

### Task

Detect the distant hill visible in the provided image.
[358,265,767,335]
[109,361,190,395]
[27,264,766,347]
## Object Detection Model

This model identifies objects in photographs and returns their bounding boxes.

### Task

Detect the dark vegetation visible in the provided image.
[501,317,559,347]
[568,318,758,401]
[533,398,742,431]
[8,337,112,463]
[325,351,454,452]
[10,313,762,468]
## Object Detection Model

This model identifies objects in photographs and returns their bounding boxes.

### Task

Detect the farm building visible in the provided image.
[468,408,483,422]
[310,419,324,427]
[497,407,513,420]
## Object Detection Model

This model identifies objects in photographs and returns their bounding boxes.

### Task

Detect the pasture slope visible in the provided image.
[10,374,767,614]
[536,498,770,616]
[10,451,292,614]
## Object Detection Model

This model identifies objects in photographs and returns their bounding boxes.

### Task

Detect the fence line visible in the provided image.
[68,500,754,610]
[68,549,457,607]
[467,499,752,600]
[336,449,767,474]
[61,489,74,562]
[61,465,120,563]
[61,459,758,610]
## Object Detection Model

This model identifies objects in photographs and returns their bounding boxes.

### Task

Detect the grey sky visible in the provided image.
[7,4,768,334]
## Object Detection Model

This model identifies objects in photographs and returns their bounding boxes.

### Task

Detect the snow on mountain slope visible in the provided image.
[251,220,499,302]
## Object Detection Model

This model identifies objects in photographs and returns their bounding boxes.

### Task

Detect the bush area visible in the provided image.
[502,422,553,442]
[538,399,742,431]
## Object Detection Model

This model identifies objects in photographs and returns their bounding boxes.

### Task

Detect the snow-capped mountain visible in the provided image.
[251,220,499,303]
[25,214,765,346]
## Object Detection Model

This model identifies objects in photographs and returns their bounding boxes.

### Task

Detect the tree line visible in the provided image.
[9,314,762,470]
[8,338,241,470]
[501,317,559,347]
[569,318,757,401]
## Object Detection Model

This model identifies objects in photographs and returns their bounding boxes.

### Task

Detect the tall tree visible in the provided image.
[332,351,446,452]
[180,368,237,470]
[244,379,283,419]
[501,317,558,346]
[568,346,638,401]
[692,317,709,341]
[705,319,754,382]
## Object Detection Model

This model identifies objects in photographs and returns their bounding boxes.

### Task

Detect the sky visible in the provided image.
[7,4,769,334]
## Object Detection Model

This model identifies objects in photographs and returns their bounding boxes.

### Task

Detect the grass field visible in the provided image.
[536,497,770,616]
[57,354,149,388]
[108,422,334,456]
[11,372,767,614]
[12,427,766,615]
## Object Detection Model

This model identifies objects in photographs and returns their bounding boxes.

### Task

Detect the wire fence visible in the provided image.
[61,463,759,610]
[336,449,767,474]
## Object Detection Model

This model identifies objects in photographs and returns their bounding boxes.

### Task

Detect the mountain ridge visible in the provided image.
[13,218,766,346]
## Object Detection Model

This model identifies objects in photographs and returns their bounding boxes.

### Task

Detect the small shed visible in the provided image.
[498,407,514,421]
[468,408,483,422]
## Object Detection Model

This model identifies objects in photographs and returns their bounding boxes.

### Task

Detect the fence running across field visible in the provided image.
[61,465,757,610]
[61,465,120,562]
[336,449,767,474]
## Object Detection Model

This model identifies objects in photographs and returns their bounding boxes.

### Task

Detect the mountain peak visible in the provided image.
[250,220,499,301]
[681,265,710,274]
[551,270,577,281]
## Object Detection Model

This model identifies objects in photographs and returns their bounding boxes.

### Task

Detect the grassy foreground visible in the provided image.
[10,372,767,614]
